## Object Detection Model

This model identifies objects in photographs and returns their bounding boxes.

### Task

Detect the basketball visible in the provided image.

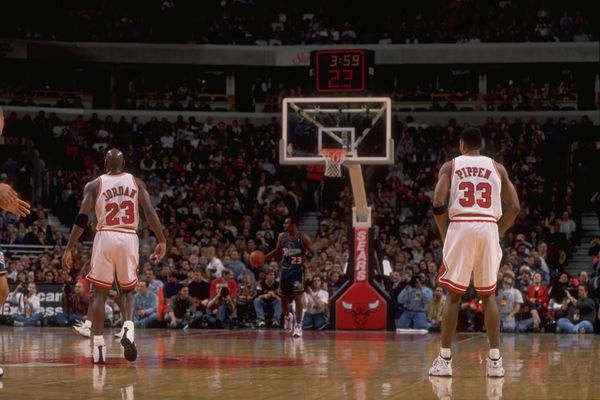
[249,250,265,267]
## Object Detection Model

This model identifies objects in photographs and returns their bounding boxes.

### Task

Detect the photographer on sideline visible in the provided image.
[206,285,237,329]
[397,273,432,329]
[207,268,238,328]
[7,282,43,327]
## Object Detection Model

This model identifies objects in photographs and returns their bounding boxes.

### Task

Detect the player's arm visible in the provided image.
[62,179,98,270]
[495,162,520,236]
[302,234,315,257]
[432,161,452,242]
[136,178,167,263]
[264,233,284,261]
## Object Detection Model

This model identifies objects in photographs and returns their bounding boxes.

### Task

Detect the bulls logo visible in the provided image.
[341,299,380,329]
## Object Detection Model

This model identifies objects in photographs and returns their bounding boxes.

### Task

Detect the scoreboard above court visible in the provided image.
[310,49,374,93]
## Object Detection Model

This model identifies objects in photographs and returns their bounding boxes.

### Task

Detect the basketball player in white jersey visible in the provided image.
[429,128,520,378]
[0,108,32,378]
[62,149,166,364]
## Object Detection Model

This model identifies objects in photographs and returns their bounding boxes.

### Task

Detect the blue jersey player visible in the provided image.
[265,217,313,338]
[0,109,32,378]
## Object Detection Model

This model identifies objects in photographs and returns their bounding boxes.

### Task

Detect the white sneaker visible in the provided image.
[284,313,294,333]
[486,357,505,377]
[92,344,107,365]
[72,324,91,338]
[429,355,452,376]
[0,366,4,377]
[257,320,266,328]
[292,323,302,338]
[429,376,452,400]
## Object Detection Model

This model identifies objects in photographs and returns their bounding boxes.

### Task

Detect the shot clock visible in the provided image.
[310,49,374,93]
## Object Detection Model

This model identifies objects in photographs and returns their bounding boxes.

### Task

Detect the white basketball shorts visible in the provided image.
[87,230,139,290]
[437,221,502,295]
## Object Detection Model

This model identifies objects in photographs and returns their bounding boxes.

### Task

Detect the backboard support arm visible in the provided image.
[346,164,371,228]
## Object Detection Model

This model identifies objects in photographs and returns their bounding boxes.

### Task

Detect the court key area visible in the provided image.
[1,328,598,399]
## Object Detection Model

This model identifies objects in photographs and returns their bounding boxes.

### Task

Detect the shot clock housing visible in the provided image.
[310,49,374,93]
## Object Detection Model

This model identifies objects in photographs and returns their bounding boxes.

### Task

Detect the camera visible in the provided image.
[219,286,230,297]
[17,284,28,294]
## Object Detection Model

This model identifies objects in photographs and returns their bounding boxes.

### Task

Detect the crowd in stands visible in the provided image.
[0,110,598,333]
[4,0,596,44]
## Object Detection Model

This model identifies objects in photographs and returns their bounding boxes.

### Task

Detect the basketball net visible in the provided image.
[319,149,348,177]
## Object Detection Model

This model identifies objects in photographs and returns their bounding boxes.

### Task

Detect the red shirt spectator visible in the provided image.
[527,272,549,309]
[209,269,238,298]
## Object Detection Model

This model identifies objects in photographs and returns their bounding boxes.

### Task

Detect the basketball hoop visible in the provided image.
[319,148,348,177]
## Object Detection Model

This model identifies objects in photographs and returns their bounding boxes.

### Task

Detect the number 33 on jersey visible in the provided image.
[95,173,139,233]
[448,155,502,222]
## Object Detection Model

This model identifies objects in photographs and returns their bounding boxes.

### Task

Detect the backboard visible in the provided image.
[280,97,393,165]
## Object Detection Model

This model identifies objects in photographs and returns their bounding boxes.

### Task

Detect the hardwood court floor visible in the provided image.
[1,327,599,400]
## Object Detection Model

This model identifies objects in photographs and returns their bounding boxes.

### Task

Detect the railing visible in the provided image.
[2,243,92,260]
[135,94,235,112]
[0,89,94,109]
[256,96,579,113]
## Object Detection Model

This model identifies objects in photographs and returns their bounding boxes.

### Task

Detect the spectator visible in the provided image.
[236,271,257,328]
[397,273,432,329]
[56,281,89,327]
[163,271,182,299]
[166,285,202,329]
[226,250,247,279]
[426,286,446,331]
[209,268,238,299]
[458,289,484,332]
[144,270,164,294]
[188,268,210,307]
[302,276,329,330]
[523,272,549,332]
[253,269,281,328]
[557,285,596,333]
[388,271,406,326]
[205,248,225,278]
[496,273,523,332]
[134,281,159,328]
[7,282,43,327]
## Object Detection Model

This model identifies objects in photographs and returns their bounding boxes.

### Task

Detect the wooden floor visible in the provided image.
[1,327,599,399]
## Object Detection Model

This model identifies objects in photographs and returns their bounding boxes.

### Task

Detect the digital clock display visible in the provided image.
[312,50,373,93]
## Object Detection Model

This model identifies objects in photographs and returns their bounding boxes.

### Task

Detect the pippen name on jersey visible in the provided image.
[102,186,137,201]
[455,167,492,180]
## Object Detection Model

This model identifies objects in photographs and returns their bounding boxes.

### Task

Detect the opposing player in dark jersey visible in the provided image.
[265,217,314,338]
[0,108,32,378]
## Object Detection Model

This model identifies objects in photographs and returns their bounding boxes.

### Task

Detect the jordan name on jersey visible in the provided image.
[101,186,137,202]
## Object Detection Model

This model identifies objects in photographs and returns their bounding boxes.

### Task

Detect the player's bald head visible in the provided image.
[105,148,124,172]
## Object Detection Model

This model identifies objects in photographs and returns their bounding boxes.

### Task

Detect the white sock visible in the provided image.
[83,320,92,328]
[123,320,135,342]
[440,348,451,359]
[93,335,105,346]
[489,348,500,360]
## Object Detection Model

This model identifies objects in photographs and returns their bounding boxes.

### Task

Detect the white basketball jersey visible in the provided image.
[448,155,502,222]
[95,173,140,232]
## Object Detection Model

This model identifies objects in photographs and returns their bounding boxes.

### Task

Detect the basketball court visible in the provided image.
[1,327,598,399]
